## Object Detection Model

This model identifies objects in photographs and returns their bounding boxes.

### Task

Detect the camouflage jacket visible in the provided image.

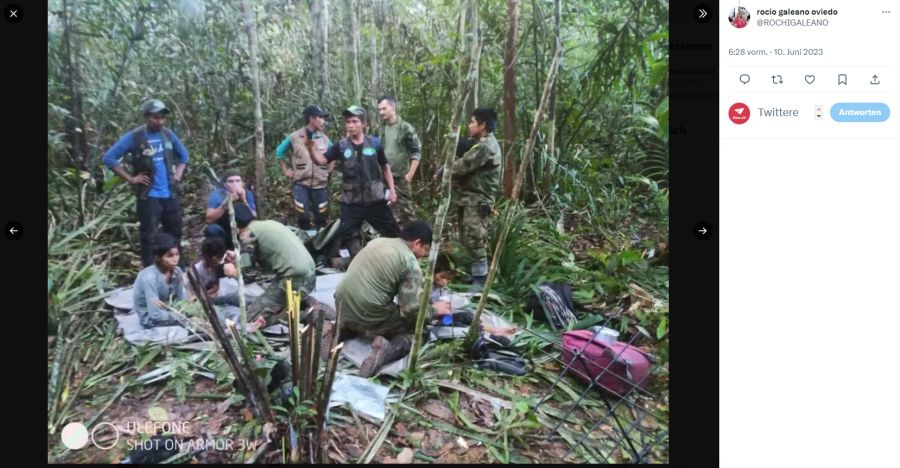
[451,133,502,206]
[377,116,422,176]
[335,238,426,327]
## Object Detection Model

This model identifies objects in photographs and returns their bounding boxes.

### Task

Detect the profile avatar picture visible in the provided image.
[728,6,751,28]
[729,103,750,124]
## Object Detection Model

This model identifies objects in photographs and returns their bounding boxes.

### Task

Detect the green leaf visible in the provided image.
[137,348,162,370]
[656,317,667,339]
[650,61,668,88]
[619,249,642,266]
[646,31,669,42]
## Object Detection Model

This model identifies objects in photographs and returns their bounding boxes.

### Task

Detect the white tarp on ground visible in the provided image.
[308,272,343,310]
[112,309,193,346]
[103,280,266,311]
[107,274,342,346]
[328,374,391,421]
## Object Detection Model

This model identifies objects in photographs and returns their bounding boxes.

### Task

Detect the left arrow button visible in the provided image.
[4,222,23,241]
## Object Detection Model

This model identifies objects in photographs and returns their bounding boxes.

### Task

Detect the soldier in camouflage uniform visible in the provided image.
[324,221,450,377]
[275,105,334,237]
[377,95,423,227]
[451,108,502,292]
[224,204,322,328]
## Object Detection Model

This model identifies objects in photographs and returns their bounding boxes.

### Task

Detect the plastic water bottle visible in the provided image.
[591,326,619,345]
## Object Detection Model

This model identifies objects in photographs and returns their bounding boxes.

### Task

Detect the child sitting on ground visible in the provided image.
[430,254,455,305]
[191,237,240,306]
[429,254,517,336]
[133,233,186,329]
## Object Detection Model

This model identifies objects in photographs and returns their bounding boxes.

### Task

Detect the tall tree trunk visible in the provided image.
[463,0,479,115]
[374,0,386,96]
[61,0,90,172]
[370,0,380,104]
[525,0,544,201]
[241,0,267,215]
[312,0,329,102]
[543,0,561,188]
[502,0,519,198]
[532,0,544,107]
[349,0,361,102]
[381,0,394,93]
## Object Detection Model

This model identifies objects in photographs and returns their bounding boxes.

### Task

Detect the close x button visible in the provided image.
[4,4,22,24]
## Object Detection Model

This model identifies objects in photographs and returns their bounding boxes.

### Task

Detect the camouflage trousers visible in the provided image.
[247,275,317,326]
[457,203,492,262]
[389,176,416,226]
[340,305,415,355]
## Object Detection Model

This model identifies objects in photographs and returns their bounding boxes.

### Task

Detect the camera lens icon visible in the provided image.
[60,421,119,450]
[61,422,89,450]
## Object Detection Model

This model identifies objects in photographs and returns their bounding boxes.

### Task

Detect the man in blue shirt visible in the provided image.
[103,99,190,267]
[203,168,257,249]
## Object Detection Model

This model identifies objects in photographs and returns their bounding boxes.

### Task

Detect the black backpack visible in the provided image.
[524,282,577,331]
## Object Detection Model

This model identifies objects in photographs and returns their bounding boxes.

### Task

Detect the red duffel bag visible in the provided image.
[561,329,653,397]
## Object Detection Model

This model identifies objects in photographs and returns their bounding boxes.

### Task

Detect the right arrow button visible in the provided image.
[694,221,713,241]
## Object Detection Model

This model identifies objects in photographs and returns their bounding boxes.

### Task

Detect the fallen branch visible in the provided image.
[86,380,129,429]
[315,342,344,464]
[244,440,271,464]
[357,387,408,464]
[313,296,345,464]
[47,315,70,431]
[186,267,252,400]
[53,320,117,430]
[226,319,276,424]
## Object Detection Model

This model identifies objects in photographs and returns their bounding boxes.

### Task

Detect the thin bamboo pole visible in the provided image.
[464,45,563,349]
[408,42,483,372]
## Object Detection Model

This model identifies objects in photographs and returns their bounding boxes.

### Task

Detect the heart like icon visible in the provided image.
[805,75,816,84]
